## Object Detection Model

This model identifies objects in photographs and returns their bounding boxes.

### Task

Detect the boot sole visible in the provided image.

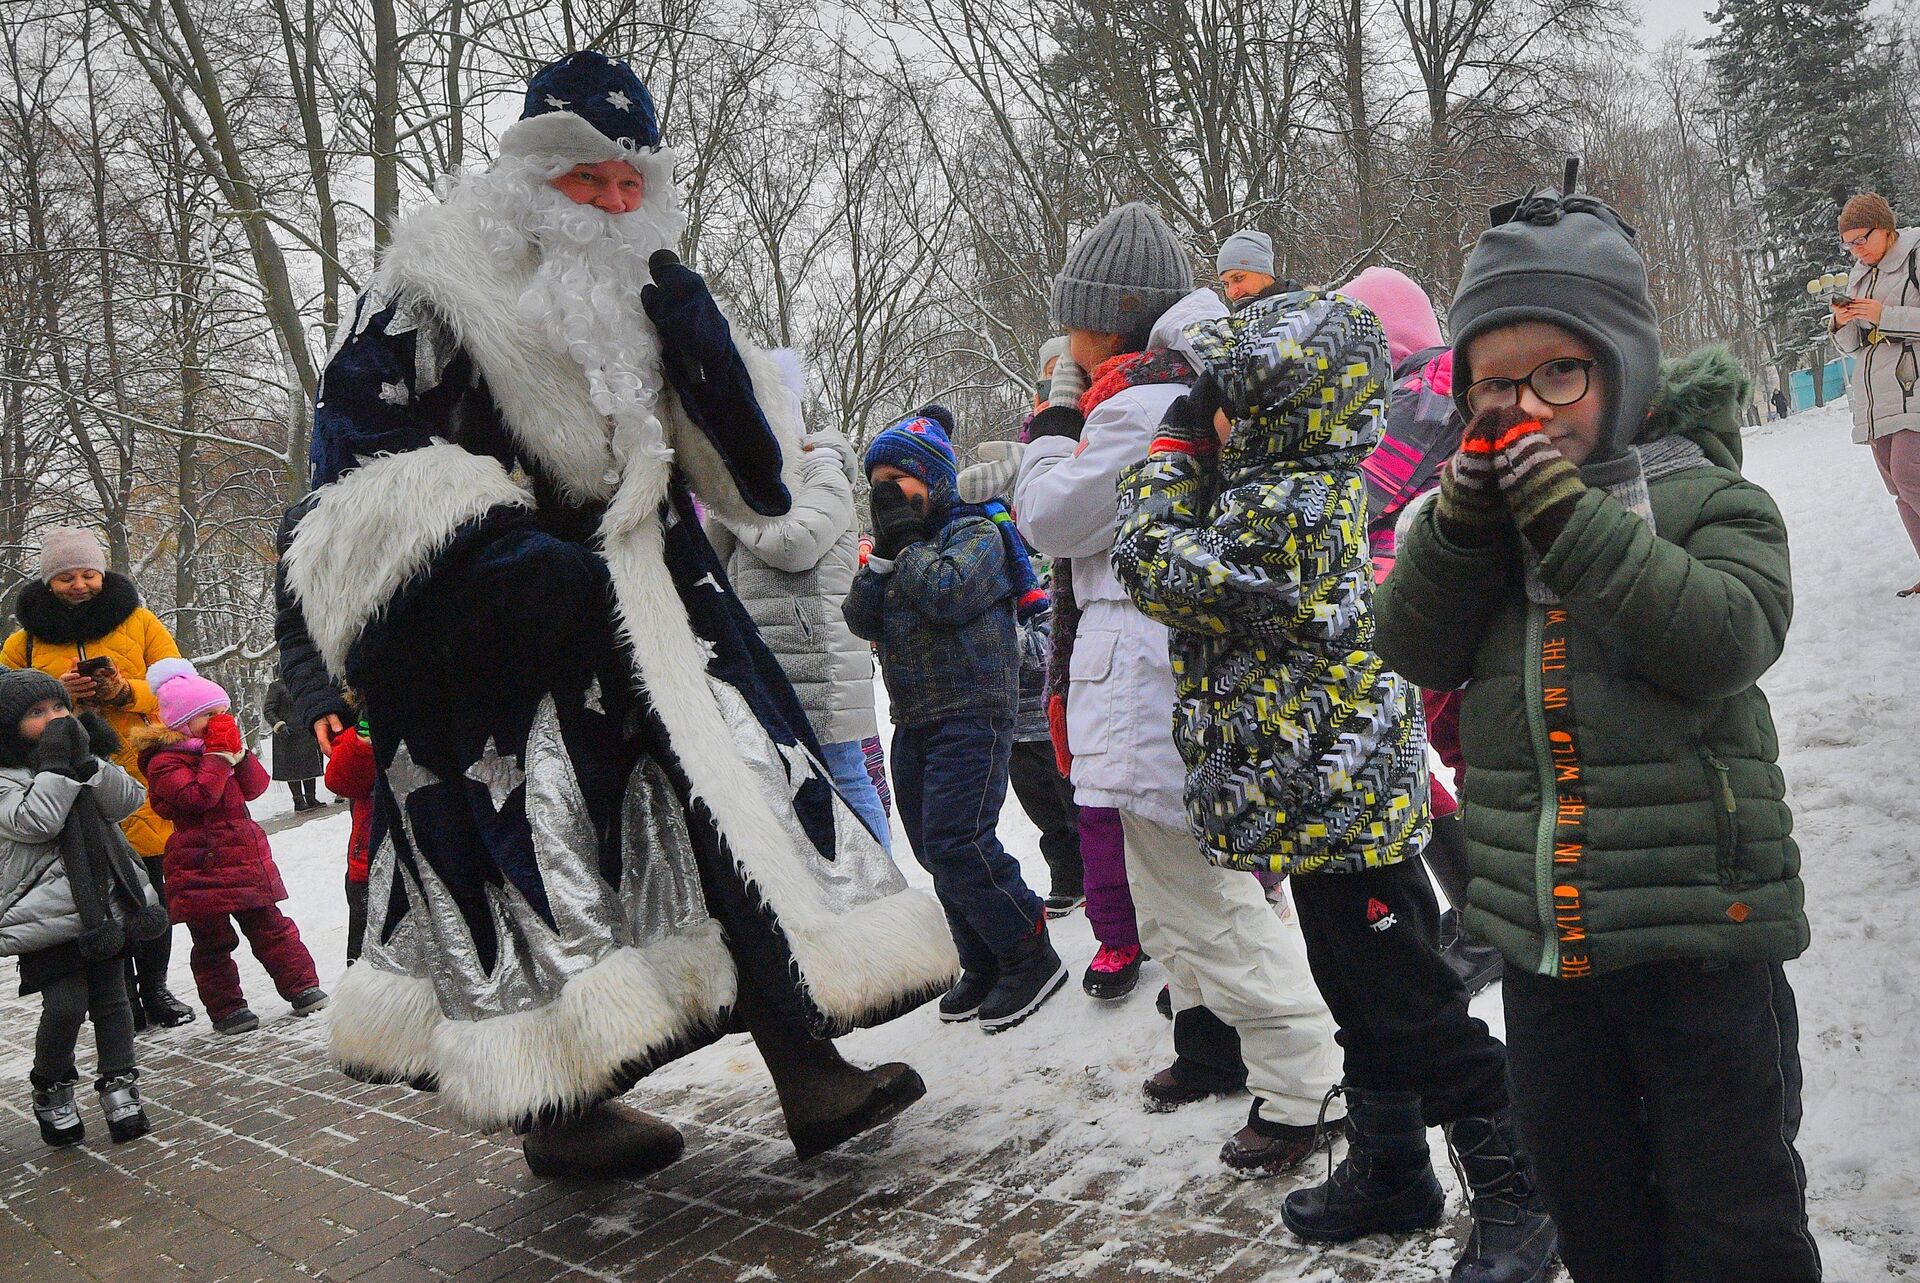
[790,1068,927,1161]
[38,1125,83,1147]
[1280,1188,1446,1243]
[108,1118,151,1144]
[523,1129,687,1180]
[979,961,1070,1033]
[937,1005,981,1023]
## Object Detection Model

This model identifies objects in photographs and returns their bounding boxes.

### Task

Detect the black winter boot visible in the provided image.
[522,1100,685,1179]
[96,1072,150,1143]
[140,983,197,1028]
[938,969,997,1022]
[977,926,1068,1033]
[1443,1111,1558,1283]
[31,1074,84,1147]
[1282,1088,1445,1243]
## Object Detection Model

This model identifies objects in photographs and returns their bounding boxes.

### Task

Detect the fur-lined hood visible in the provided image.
[130,722,193,769]
[1639,345,1750,472]
[14,572,141,646]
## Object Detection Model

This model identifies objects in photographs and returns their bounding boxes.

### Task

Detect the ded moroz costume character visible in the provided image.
[275,51,957,1177]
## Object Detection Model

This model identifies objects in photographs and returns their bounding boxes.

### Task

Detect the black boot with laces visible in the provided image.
[1443,1110,1558,1283]
[1282,1087,1445,1242]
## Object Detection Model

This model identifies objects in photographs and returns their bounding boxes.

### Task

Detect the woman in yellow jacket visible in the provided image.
[3,528,197,1027]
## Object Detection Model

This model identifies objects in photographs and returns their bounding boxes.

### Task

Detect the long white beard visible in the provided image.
[445,157,686,454]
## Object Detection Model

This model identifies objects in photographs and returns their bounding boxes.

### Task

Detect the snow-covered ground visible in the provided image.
[52,400,1919,1279]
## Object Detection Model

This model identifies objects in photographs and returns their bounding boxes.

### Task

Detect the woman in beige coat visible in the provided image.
[1830,191,1920,593]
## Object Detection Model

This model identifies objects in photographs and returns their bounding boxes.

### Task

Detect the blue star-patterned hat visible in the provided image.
[498,51,662,163]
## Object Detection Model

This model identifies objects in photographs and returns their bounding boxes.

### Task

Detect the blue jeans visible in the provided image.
[891,715,1042,972]
[819,738,891,853]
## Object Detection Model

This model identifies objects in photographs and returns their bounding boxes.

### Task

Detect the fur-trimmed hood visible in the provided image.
[15,572,141,647]
[130,722,192,770]
[1639,345,1750,472]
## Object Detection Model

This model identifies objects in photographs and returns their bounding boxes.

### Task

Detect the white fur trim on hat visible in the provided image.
[499,112,635,164]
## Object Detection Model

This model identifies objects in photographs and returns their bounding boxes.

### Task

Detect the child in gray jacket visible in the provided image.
[0,669,164,1146]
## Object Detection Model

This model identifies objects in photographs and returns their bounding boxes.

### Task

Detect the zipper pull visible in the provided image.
[1704,752,1736,812]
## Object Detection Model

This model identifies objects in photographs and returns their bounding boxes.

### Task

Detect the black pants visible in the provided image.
[345,876,369,964]
[37,958,137,1087]
[123,854,173,1006]
[1007,739,1081,897]
[290,778,318,808]
[1503,961,1820,1283]
[1289,859,1509,1124]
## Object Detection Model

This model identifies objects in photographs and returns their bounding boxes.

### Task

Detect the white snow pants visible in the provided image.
[1119,809,1341,1127]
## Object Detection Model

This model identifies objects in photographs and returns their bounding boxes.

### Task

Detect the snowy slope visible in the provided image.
[54,399,1917,1279]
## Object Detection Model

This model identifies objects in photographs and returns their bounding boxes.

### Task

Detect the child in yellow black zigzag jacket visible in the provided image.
[1112,286,1557,1283]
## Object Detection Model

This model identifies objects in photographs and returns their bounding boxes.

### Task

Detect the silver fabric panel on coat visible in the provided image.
[706,678,909,919]
[618,757,715,945]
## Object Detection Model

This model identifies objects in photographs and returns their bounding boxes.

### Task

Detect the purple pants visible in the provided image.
[1079,805,1140,949]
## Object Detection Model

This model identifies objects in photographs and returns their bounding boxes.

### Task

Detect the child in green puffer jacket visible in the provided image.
[1374,174,1817,1283]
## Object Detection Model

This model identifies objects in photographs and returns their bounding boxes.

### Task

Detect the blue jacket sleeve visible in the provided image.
[888,515,1013,626]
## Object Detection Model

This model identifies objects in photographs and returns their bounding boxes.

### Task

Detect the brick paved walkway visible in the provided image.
[0,1001,1481,1283]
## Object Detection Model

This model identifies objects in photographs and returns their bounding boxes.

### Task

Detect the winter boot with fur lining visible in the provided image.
[522,1099,685,1179]
[1282,1087,1445,1243]
[1443,1111,1558,1283]
[96,1073,150,1144]
[31,1075,83,1147]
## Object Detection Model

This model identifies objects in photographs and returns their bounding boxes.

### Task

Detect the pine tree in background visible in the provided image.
[1707,0,1908,342]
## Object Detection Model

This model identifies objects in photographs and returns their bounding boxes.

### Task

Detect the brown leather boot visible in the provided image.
[521,1099,685,1179]
[747,1006,926,1160]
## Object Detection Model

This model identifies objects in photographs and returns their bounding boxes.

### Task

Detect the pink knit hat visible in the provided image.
[1339,267,1444,369]
[148,658,230,730]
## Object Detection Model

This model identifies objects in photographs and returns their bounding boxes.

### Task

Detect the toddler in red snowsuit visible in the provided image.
[322,718,374,964]
[136,659,326,1034]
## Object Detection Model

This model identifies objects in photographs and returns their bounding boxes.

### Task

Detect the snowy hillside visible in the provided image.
[122,399,1918,1280]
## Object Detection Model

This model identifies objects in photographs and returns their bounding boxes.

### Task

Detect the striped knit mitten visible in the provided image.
[1489,420,1587,551]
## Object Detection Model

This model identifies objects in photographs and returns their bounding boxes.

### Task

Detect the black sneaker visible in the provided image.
[1043,893,1085,919]
[291,987,329,1016]
[978,931,1069,1033]
[213,1008,259,1035]
[938,969,998,1022]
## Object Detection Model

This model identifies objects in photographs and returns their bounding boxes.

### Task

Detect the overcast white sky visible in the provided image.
[1631,0,1719,49]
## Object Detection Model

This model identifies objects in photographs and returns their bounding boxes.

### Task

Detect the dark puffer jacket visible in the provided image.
[1374,347,1807,978]
[1113,291,1430,875]
[844,510,1018,729]
[139,731,285,921]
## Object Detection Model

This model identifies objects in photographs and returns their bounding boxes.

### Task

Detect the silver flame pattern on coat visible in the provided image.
[361,695,721,1021]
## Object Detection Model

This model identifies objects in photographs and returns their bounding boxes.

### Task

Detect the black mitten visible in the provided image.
[869,480,928,560]
[31,716,93,779]
[640,250,791,517]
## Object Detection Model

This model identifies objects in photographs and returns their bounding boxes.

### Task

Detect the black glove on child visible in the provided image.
[1154,376,1228,457]
[869,480,928,561]
[31,715,97,780]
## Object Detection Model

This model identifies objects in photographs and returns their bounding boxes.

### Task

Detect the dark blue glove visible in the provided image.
[641,251,791,516]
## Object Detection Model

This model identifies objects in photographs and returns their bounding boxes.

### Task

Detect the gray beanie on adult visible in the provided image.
[1052,203,1194,336]
[1448,187,1661,469]
[1216,229,1274,278]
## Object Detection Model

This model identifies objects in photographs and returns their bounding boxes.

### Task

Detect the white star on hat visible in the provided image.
[543,94,567,110]
[607,90,632,111]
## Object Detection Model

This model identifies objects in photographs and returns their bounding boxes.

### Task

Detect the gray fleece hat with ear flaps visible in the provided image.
[1052,203,1194,336]
[1448,179,1661,471]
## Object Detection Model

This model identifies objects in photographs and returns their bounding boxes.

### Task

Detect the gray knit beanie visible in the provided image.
[1449,185,1661,469]
[1051,203,1194,336]
[1216,229,1274,278]
[38,527,106,584]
